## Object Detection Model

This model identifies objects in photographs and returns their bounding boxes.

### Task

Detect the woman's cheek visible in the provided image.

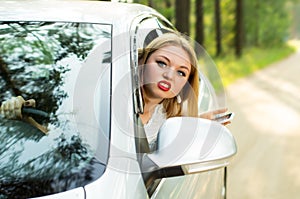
[174,78,188,92]
[143,65,158,84]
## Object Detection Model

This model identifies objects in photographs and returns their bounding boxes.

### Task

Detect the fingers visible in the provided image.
[212,107,228,115]
[199,107,229,120]
[211,108,229,120]
[199,111,213,119]
[24,99,36,107]
[0,96,25,119]
[14,96,24,118]
[221,121,231,126]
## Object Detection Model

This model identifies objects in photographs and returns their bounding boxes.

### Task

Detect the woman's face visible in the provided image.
[142,45,192,102]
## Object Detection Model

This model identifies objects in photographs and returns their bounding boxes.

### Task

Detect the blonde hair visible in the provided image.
[139,31,199,118]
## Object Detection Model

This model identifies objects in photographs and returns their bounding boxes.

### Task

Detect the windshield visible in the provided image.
[0,22,111,198]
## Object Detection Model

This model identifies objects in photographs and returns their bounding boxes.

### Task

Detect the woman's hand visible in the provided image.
[1,96,48,134]
[0,96,36,119]
[199,108,231,125]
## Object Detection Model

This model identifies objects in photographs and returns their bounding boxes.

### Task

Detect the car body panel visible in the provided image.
[84,157,148,199]
[151,170,224,199]
[34,187,86,199]
[0,1,153,25]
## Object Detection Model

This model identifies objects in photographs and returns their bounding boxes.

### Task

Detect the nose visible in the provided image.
[162,68,175,80]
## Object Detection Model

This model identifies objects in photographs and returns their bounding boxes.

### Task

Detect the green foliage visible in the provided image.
[287,1,300,38]
[243,0,290,47]
[202,0,291,54]
[146,0,175,23]
[214,45,296,86]
[135,0,296,85]
[135,0,293,49]
[202,0,236,55]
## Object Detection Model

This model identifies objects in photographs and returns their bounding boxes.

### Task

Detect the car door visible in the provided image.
[130,16,229,199]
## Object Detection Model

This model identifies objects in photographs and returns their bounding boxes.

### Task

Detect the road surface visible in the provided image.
[225,42,300,199]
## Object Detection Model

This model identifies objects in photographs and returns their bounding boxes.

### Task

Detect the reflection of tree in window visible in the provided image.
[0,22,110,197]
[0,119,102,198]
[0,22,107,118]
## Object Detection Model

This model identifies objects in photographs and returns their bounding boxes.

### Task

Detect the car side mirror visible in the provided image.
[141,117,237,187]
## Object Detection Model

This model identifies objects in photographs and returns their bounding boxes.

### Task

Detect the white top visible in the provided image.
[143,104,166,151]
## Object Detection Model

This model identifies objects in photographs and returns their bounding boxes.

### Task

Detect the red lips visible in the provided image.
[157,80,171,91]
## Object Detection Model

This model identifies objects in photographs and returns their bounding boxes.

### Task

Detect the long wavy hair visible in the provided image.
[138,31,199,118]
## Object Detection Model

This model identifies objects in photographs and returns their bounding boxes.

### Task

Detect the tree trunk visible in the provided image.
[175,0,190,35]
[165,0,172,8]
[148,0,154,7]
[195,0,204,56]
[235,0,243,57]
[164,0,173,21]
[0,56,21,96]
[214,0,222,56]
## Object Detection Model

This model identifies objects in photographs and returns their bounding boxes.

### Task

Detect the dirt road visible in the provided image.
[225,43,300,199]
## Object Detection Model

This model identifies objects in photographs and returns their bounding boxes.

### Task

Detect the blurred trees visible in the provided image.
[235,0,243,57]
[289,2,300,38]
[175,0,190,35]
[214,0,222,56]
[195,0,204,47]
[131,0,293,57]
[0,22,106,113]
[243,1,289,47]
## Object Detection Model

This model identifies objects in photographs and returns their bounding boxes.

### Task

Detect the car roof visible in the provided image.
[0,0,157,24]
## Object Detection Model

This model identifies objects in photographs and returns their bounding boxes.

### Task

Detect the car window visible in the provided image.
[0,21,111,198]
[131,16,226,196]
[130,16,174,195]
[130,16,174,116]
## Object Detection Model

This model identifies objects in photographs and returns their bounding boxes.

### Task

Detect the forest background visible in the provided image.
[107,0,300,86]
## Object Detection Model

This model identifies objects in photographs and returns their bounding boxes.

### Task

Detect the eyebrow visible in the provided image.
[159,55,191,72]
[159,55,171,63]
[179,65,191,73]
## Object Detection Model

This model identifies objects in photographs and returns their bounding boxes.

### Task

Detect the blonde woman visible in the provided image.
[138,31,228,150]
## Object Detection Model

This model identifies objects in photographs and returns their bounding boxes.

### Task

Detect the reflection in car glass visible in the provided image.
[0,22,111,198]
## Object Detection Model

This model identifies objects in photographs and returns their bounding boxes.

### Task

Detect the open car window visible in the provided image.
[0,21,111,198]
[131,16,227,196]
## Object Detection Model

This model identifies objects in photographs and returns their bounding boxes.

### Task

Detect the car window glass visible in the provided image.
[0,21,111,198]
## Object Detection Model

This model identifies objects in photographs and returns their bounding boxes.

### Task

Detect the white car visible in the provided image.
[0,1,237,198]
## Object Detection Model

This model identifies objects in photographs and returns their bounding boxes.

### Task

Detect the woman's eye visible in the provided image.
[177,71,186,77]
[157,61,167,68]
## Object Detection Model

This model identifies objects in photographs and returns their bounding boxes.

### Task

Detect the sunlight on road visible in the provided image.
[288,39,300,52]
[225,47,300,199]
[238,72,300,135]
[227,58,300,135]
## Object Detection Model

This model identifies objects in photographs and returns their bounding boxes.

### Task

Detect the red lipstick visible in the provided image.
[157,80,171,91]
